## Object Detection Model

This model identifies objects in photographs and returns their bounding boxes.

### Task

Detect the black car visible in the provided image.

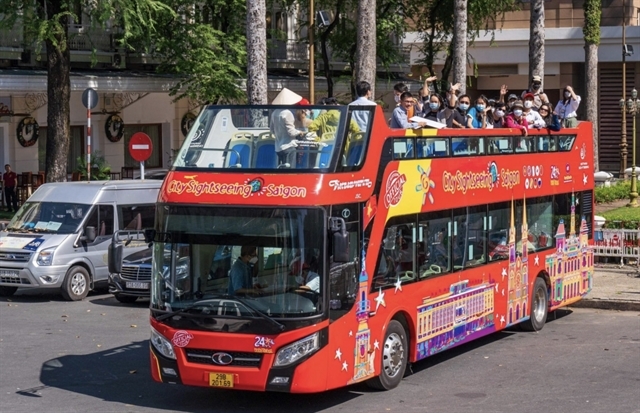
[108,247,153,303]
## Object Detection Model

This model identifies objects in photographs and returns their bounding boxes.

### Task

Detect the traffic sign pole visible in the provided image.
[87,92,91,181]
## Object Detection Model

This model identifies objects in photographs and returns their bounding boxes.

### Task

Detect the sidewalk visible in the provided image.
[572,264,640,312]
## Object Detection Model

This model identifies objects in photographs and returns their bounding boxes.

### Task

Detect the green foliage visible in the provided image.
[407,0,519,83]
[595,181,632,204]
[601,205,640,229]
[75,152,111,181]
[149,0,247,103]
[583,0,601,45]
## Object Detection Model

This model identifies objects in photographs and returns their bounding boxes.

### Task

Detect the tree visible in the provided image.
[409,0,518,89]
[583,0,601,171]
[528,0,545,83]
[0,1,173,183]
[246,0,268,104]
[355,0,377,97]
[151,0,247,104]
[452,0,468,94]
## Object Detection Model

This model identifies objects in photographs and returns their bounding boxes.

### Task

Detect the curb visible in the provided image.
[570,298,640,312]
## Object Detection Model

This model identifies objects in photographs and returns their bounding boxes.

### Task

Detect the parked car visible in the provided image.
[0,180,161,300]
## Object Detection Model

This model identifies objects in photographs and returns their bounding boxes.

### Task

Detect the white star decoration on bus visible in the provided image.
[501,289,505,296]
[501,268,507,280]
[495,283,499,292]
[335,348,342,360]
[500,315,505,325]
[534,255,540,266]
[375,289,386,311]
[583,174,588,185]
[394,277,403,293]
[374,340,380,350]
[342,361,348,371]
[349,330,353,337]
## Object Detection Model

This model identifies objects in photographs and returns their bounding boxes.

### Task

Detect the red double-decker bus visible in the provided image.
[147,104,594,392]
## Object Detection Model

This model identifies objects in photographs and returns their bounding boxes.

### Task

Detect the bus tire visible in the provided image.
[521,277,548,331]
[0,286,18,297]
[366,320,407,390]
[61,266,90,301]
[114,294,138,304]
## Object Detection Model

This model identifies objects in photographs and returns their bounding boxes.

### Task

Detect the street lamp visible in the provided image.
[622,88,639,207]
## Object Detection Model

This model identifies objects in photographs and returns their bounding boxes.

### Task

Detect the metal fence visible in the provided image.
[594,228,640,265]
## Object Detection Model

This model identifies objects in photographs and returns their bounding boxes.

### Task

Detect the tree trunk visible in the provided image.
[452,0,467,95]
[528,0,545,84]
[247,0,267,105]
[246,0,267,105]
[355,0,377,98]
[584,43,599,171]
[45,2,71,183]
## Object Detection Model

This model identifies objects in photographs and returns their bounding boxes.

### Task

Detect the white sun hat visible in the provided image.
[272,88,303,105]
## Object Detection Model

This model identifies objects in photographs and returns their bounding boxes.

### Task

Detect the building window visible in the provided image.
[123,124,162,168]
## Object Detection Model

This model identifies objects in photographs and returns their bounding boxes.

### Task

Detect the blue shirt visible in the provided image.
[349,96,376,131]
[390,106,419,129]
[466,107,487,128]
[228,258,251,295]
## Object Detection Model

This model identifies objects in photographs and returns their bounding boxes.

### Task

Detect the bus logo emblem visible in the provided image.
[384,171,406,208]
[211,352,234,365]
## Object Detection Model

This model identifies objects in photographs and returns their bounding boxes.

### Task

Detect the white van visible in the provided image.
[0,180,161,300]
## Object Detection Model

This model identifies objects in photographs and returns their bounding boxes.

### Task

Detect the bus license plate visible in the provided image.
[0,269,19,278]
[209,372,234,388]
[125,282,149,290]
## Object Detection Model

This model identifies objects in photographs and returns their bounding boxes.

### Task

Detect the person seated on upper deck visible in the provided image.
[538,103,561,132]
[466,95,490,129]
[504,100,528,136]
[420,94,447,126]
[486,101,507,128]
[521,75,550,110]
[270,88,310,168]
[440,83,467,128]
[393,83,409,106]
[522,93,546,129]
[390,92,428,129]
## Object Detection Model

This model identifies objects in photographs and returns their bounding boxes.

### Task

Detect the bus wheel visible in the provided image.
[0,286,18,297]
[521,277,548,331]
[366,320,407,390]
[61,266,90,301]
[114,294,138,304]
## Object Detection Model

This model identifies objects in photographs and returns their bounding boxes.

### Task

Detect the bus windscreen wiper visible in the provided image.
[233,296,285,332]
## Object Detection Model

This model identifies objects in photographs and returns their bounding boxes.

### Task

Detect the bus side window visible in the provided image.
[417,211,451,279]
[488,202,511,262]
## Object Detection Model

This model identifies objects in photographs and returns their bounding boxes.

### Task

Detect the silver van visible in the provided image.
[0,180,161,300]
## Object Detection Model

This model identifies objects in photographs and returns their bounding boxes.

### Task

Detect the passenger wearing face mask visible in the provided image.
[421,94,448,125]
[228,246,261,296]
[505,100,528,136]
[466,96,489,128]
[522,93,546,129]
[393,83,409,106]
[554,85,581,128]
[520,75,549,110]
[487,102,507,128]
[442,87,468,128]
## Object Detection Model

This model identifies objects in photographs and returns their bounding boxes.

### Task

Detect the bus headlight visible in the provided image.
[36,247,56,266]
[150,327,176,359]
[273,332,319,367]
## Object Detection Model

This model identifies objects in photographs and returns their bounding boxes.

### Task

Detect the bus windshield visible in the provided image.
[5,202,90,234]
[173,105,373,171]
[151,205,325,322]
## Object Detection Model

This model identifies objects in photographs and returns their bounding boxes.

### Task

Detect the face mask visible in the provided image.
[532,84,541,91]
[476,104,485,112]
[249,256,258,265]
[513,109,523,117]
[459,103,469,111]
[394,95,401,103]
[495,110,505,117]
[429,102,439,110]
[564,91,571,98]
[524,101,533,109]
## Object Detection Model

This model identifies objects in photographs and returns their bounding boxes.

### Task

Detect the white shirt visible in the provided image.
[524,109,546,128]
[270,109,300,152]
[349,96,376,131]
[304,271,320,292]
[554,95,581,119]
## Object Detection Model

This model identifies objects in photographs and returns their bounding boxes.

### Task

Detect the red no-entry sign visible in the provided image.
[129,132,153,162]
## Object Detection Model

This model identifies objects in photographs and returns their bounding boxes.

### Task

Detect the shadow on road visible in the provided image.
[37,341,365,412]
[0,288,111,303]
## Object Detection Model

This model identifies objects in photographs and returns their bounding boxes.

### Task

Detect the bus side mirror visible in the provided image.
[108,242,123,274]
[144,229,156,244]
[81,226,96,243]
[329,217,350,263]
